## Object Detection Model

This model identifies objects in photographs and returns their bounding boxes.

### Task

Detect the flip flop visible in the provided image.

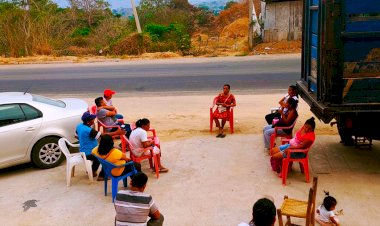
[159,167,169,173]
[220,134,226,138]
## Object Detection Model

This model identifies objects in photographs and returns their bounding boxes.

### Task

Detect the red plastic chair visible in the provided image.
[121,135,160,179]
[97,119,122,133]
[270,117,298,152]
[89,104,125,131]
[88,105,97,114]
[281,140,315,185]
[209,96,234,134]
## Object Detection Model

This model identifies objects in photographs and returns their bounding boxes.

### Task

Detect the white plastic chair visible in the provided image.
[58,138,94,186]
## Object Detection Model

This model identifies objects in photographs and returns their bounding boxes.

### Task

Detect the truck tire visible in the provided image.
[31,137,64,169]
[337,126,354,145]
[337,114,355,146]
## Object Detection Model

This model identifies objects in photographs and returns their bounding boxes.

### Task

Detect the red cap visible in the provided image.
[104,89,116,97]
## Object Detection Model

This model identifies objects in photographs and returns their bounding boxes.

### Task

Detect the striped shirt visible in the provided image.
[115,190,158,226]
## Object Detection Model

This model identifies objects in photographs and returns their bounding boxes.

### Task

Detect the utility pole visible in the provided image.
[249,0,261,51]
[248,0,253,50]
[130,0,142,33]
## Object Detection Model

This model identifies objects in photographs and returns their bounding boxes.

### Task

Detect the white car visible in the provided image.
[0,92,88,169]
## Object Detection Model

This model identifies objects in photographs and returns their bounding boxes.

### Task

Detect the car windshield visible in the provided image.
[32,94,66,108]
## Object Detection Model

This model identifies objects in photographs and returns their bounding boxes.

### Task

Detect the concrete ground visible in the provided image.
[1,135,380,226]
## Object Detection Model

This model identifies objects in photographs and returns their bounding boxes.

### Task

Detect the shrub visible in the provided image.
[144,23,191,53]
[111,33,152,55]
[71,27,91,37]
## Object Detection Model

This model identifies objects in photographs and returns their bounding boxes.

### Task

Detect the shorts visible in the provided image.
[132,146,160,157]
[279,143,306,159]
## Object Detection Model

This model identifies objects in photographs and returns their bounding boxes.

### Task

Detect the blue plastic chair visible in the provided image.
[93,156,138,202]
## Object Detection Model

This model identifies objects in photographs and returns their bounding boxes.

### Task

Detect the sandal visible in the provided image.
[159,167,169,173]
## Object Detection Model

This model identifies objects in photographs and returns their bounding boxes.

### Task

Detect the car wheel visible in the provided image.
[31,137,64,169]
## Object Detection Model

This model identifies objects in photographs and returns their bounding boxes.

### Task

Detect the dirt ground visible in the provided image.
[1,93,379,226]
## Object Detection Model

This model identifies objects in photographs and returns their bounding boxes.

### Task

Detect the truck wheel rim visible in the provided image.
[39,143,61,165]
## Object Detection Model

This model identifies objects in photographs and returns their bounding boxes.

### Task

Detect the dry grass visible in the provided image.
[140,52,182,59]
[0,55,78,64]
[0,52,182,65]
[0,31,301,65]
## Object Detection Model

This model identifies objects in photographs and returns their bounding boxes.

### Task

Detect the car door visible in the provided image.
[0,104,42,165]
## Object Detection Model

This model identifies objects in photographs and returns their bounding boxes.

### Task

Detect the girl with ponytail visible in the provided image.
[129,118,169,173]
[270,117,316,160]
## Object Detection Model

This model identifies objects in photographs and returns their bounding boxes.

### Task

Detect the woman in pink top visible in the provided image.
[271,117,316,159]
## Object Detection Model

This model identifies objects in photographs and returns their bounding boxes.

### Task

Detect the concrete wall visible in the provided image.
[261,1,303,42]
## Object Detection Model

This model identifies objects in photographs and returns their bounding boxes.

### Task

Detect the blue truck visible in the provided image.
[297,0,380,145]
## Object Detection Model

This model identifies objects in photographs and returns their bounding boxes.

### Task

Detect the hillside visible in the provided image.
[193,0,238,14]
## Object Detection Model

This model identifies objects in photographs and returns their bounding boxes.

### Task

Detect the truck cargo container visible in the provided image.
[297,0,380,145]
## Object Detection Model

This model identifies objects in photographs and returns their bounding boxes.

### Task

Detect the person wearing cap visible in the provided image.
[103,89,123,119]
[76,111,125,180]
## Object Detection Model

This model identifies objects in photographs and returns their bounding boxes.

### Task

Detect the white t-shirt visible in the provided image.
[317,205,335,223]
[129,127,148,157]
[103,97,112,106]
[283,95,298,114]
[238,222,251,226]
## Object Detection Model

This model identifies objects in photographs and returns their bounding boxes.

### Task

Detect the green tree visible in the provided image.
[69,0,111,26]
[224,1,237,10]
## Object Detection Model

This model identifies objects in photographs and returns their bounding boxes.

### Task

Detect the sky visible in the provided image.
[54,0,201,9]
[54,0,137,8]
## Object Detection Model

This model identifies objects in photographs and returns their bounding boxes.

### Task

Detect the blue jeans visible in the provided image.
[263,124,286,149]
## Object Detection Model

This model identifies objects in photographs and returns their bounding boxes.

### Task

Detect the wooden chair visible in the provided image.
[278,177,318,226]
[281,140,315,185]
[210,96,234,134]
[270,117,298,153]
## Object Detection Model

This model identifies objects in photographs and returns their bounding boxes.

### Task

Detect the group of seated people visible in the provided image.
[75,89,168,226]
[76,89,168,182]
[261,85,316,174]
[211,84,316,176]
[75,86,317,226]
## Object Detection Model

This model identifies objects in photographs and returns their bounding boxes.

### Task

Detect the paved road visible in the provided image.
[0,55,301,96]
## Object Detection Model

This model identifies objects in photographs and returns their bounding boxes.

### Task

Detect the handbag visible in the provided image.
[217,94,230,113]
[217,105,227,113]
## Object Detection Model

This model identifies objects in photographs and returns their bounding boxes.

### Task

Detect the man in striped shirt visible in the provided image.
[114,172,164,226]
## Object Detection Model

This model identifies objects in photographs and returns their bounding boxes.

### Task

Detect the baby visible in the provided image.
[316,191,340,226]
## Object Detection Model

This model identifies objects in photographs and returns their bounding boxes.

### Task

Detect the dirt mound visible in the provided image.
[221,17,249,38]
